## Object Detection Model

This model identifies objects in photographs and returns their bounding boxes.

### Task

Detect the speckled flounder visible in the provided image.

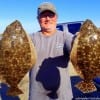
[0,20,37,96]
[70,19,100,93]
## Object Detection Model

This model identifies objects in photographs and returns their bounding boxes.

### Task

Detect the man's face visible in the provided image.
[38,11,57,32]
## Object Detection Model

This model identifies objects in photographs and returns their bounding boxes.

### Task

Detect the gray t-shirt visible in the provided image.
[29,30,73,100]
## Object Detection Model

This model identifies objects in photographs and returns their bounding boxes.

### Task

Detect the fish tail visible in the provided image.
[7,86,23,96]
[75,80,97,93]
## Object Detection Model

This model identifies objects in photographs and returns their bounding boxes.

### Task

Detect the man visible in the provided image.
[29,2,73,100]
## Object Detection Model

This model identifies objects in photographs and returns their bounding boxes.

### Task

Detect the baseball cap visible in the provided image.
[37,2,57,16]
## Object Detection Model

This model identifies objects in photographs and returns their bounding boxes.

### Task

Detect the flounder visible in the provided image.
[70,19,100,93]
[0,20,37,96]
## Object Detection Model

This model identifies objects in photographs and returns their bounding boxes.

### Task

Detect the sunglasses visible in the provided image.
[39,12,56,18]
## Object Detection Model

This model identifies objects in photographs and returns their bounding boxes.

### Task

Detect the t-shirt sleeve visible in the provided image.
[64,31,74,53]
[29,33,36,45]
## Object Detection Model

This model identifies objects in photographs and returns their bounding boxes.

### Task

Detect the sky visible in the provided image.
[0,0,100,34]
